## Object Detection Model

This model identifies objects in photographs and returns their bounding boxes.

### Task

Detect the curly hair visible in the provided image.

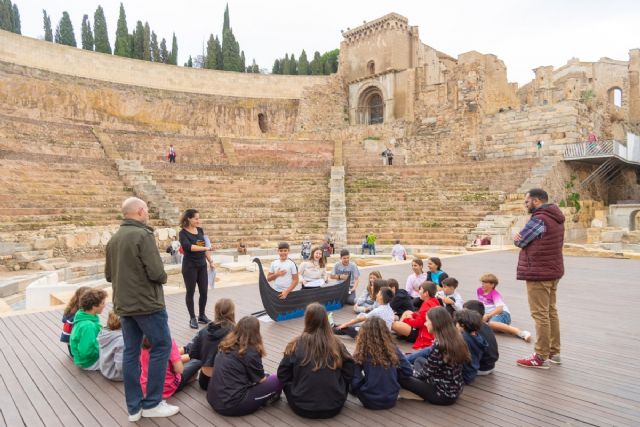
[179,208,199,229]
[353,317,399,368]
[79,289,107,312]
[64,286,90,316]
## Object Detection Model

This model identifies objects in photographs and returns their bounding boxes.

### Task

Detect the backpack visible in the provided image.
[166,246,173,254]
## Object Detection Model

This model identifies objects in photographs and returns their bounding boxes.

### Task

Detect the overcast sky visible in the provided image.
[16,0,640,85]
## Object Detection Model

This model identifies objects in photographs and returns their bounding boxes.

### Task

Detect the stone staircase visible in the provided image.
[114,160,180,225]
[342,139,406,167]
[327,166,347,248]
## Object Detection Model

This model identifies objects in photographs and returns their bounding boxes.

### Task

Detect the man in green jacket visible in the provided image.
[105,197,178,421]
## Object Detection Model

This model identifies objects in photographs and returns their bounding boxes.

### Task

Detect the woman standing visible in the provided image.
[179,209,215,329]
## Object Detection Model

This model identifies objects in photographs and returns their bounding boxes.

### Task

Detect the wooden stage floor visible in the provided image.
[1,250,639,426]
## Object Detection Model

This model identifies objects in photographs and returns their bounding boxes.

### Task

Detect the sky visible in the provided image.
[15,0,640,85]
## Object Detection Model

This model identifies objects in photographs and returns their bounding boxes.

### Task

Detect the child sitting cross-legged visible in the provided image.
[207,316,282,416]
[392,281,440,350]
[351,316,413,409]
[60,286,90,357]
[98,310,125,381]
[437,277,464,316]
[334,287,395,338]
[477,273,531,342]
[354,271,382,313]
[399,307,470,405]
[463,300,499,375]
[454,309,488,385]
[70,288,108,371]
[387,278,414,318]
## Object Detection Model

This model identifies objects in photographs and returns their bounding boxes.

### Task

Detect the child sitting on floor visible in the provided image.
[334,287,395,338]
[463,300,499,375]
[392,281,440,349]
[98,310,124,381]
[477,273,531,342]
[437,277,464,316]
[70,288,107,370]
[60,286,90,357]
[387,278,414,318]
[399,307,470,405]
[454,309,488,384]
[354,271,382,313]
[351,316,413,409]
[208,316,282,416]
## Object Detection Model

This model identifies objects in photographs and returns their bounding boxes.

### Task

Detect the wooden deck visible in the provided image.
[1,250,639,426]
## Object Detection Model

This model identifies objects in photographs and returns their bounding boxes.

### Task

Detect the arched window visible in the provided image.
[357,86,384,125]
[367,60,375,75]
[258,113,267,133]
[608,87,623,108]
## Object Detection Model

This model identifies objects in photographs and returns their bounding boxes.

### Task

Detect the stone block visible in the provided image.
[157,228,169,241]
[101,231,111,245]
[14,250,54,263]
[33,238,57,250]
[600,230,625,243]
[590,218,604,228]
[88,232,101,247]
[75,233,89,247]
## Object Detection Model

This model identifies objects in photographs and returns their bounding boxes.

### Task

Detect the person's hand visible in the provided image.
[278,269,287,277]
[336,323,347,330]
[483,314,491,322]
[442,296,452,305]
[513,232,522,242]
[278,289,291,300]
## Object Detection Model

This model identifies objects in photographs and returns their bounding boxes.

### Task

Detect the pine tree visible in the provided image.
[128,33,135,58]
[185,56,193,67]
[249,59,259,73]
[42,9,53,41]
[298,50,309,75]
[240,51,245,73]
[143,23,151,61]
[133,21,144,59]
[272,59,280,74]
[150,31,159,62]
[0,0,13,32]
[169,33,178,65]
[322,49,339,74]
[222,27,240,71]
[223,3,230,33]
[214,36,223,70]
[290,53,297,75]
[11,3,20,34]
[159,38,169,63]
[114,3,129,57]
[310,51,323,75]
[81,15,94,50]
[55,11,77,47]
[205,34,217,69]
[282,54,290,75]
[93,6,111,53]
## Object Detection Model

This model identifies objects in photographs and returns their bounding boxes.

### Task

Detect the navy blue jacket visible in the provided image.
[351,348,413,409]
[462,331,488,384]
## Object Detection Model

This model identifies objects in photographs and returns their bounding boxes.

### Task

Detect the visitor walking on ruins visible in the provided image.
[168,145,176,163]
[382,148,394,165]
[105,197,178,421]
[179,209,216,329]
[514,189,565,369]
[366,232,377,255]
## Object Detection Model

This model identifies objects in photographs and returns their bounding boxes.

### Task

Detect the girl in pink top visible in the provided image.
[405,259,427,298]
[140,338,183,399]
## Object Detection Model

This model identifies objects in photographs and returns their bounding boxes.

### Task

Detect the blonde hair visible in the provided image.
[107,311,121,330]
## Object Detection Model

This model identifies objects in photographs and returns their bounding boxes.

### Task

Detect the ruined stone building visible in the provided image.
[0,12,639,271]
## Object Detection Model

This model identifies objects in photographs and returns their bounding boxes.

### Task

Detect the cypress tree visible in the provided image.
[223,3,230,33]
[0,0,12,32]
[185,55,193,67]
[222,27,240,71]
[322,49,339,74]
[249,59,259,73]
[93,6,111,53]
[56,12,77,47]
[310,51,323,75]
[169,33,178,65]
[150,31,159,62]
[214,36,223,70]
[205,34,217,69]
[272,59,280,74]
[282,54,290,75]
[128,33,135,58]
[133,21,144,59]
[81,15,94,50]
[240,51,245,73]
[11,3,20,34]
[114,3,130,57]
[143,22,151,61]
[290,53,297,75]
[298,50,309,75]
[43,9,53,41]
[159,38,169,63]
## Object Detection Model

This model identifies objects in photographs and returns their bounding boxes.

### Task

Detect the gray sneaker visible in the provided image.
[548,353,562,365]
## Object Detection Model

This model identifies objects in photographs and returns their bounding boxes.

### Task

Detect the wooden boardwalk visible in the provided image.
[1,250,639,426]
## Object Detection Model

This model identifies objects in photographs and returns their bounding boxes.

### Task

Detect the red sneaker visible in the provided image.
[516,353,550,369]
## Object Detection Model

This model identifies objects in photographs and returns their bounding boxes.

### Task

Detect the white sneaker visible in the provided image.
[141,401,180,418]
[518,330,532,342]
[128,410,142,422]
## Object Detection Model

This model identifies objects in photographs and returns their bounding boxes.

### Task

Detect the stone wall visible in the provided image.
[296,74,349,134]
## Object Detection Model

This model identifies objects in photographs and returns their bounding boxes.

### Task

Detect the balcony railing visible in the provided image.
[564,141,614,158]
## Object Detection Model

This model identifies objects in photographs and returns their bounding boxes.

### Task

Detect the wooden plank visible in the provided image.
[0,373,24,427]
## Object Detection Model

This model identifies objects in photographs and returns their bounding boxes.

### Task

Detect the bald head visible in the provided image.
[121,197,149,223]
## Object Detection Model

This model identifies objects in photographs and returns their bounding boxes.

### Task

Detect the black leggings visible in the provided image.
[398,376,456,405]
[284,386,344,419]
[199,372,211,390]
[183,264,208,318]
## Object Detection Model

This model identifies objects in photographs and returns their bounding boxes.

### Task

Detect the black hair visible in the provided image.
[441,277,459,289]
[378,287,393,304]
[454,309,482,333]
[527,188,549,203]
[278,242,290,250]
[340,249,349,257]
[463,300,485,316]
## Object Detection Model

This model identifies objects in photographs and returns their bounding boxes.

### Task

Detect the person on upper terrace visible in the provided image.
[237,238,247,255]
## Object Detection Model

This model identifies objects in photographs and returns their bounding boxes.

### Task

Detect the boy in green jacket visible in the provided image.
[70,288,108,370]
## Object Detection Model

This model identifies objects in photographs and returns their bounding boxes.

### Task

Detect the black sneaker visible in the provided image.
[198,314,211,324]
[189,317,198,329]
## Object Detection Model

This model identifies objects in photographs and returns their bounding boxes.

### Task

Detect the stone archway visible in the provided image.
[630,209,640,231]
[357,86,385,125]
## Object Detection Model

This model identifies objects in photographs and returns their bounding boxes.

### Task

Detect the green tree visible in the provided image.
[150,31,159,62]
[93,6,111,53]
[222,27,241,71]
[282,54,290,75]
[169,33,178,65]
[132,20,144,59]
[0,0,12,32]
[185,55,193,67]
[272,59,280,74]
[248,59,259,73]
[214,36,223,70]
[223,3,230,33]
[11,3,19,34]
[42,9,53,42]
[81,15,94,50]
[298,50,309,75]
[240,51,245,72]
[289,53,297,75]
[310,51,323,75]
[159,37,169,63]
[127,33,134,58]
[114,3,130,57]
[322,49,339,74]
[55,11,77,47]
[205,34,217,69]
[143,22,151,61]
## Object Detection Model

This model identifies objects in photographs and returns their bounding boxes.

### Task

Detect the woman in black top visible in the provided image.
[179,209,214,329]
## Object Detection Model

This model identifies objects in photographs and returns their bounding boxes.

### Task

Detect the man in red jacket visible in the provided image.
[513,188,565,369]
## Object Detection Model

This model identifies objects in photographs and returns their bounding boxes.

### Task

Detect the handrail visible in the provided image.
[564,140,615,159]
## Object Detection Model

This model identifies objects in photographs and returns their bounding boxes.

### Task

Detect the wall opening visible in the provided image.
[258,113,267,133]
[631,210,640,231]
[357,86,385,125]
[609,87,623,108]
[367,60,375,75]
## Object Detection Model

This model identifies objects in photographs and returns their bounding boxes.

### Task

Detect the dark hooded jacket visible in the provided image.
[517,204,565,281]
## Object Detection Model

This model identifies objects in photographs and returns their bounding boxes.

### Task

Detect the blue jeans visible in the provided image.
[407,345,432,364]
[368,244,376,255]
[121,309,172,415]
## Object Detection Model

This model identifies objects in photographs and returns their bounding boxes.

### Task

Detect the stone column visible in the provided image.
[327,166,347,249]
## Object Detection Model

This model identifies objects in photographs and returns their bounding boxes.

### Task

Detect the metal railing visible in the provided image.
[564,140,614,158]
